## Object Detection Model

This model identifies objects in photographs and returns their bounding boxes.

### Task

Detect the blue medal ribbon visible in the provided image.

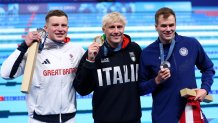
[159,39,175,67]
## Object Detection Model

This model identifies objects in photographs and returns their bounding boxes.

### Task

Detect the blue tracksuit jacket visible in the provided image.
[139,33,215,123]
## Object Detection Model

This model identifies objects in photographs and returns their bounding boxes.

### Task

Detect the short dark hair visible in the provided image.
[45,10,68,23]
[155,7,176,25]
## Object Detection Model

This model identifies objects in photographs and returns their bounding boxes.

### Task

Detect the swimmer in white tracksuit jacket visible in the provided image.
[0,10,85,123]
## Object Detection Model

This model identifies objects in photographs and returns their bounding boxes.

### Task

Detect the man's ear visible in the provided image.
[155,24,157,31]
[102,27,105,33]
[44,25,47,31]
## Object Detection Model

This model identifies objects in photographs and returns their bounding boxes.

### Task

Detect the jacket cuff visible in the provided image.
[201,85,210,94]
[17,41,28,53]
[86,58,95,63]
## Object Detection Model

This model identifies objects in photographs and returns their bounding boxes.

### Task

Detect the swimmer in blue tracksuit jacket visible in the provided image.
[139,7,215,123]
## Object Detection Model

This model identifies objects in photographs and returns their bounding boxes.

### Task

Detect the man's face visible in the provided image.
[44,16,68,42]
[155,15,176,44]
[103,22,125,48]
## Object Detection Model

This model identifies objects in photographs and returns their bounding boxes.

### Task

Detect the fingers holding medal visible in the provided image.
[88,36,104,61]
[160,61,171,78]
[155,61,171,84]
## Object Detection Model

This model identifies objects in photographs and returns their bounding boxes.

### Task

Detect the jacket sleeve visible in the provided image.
[195,39,215,93]
[138,50,158,95]
[1,42,28,79]
[73,51,96,96]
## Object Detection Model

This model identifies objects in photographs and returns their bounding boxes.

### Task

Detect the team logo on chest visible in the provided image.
[129,52,136,62]
[69,54,74,64]
[179,47,188,56]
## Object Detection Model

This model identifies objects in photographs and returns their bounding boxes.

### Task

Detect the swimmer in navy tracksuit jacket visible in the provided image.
[139,7,215,123]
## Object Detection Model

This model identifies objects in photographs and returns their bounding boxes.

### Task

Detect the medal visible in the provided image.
[89,35,104,60]
[37,28,46,38]
[160,61,171,69]
[94,35,104,46]
[36,28,48,51]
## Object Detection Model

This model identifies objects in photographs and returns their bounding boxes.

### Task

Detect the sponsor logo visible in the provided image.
[42,59,50,64]
[101,58,110,63]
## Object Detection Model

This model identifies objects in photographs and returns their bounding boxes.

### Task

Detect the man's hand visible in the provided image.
[155,68,171,84]
[87,42,101,61]
[193,88,207,102]
[25,31,41,47]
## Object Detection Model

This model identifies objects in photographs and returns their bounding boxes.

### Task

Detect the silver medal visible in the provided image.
[160,61,171,69]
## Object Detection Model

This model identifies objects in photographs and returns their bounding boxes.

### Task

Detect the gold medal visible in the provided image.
[89,36,104,60]
[94,36,104,46]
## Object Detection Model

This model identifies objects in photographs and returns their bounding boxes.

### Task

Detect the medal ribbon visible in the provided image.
[159,39,175,64]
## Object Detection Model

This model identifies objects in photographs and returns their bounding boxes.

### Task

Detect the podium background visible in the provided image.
[0,1,218,123]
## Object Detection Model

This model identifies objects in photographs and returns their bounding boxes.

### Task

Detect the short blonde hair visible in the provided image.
[102,12,127,28]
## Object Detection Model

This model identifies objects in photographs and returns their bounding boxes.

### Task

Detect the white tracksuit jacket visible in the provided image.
[0,39,85,117]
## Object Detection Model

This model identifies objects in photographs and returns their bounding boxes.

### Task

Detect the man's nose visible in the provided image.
[166,26,171,31]
[114,27,119,33]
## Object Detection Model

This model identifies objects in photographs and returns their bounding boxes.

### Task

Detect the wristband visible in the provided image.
[86,58,95,63]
